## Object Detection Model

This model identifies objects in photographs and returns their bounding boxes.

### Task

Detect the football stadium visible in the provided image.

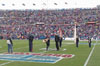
[0,0,100,66]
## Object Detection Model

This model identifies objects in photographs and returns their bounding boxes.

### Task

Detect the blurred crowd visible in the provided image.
[0,8,100,40]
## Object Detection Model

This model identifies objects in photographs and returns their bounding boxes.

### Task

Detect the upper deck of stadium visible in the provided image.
[0,0,100,10]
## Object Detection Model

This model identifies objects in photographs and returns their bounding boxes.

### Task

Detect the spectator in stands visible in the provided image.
[0,8,100,40]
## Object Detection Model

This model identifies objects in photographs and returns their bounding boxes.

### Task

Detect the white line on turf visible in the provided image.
[0,45,49,66]
[0,61,14,66]
[0,43,44,53]
[84,43,96,66]
[0,41,72,66]
[0,46,28,53]
[0,50,48,66]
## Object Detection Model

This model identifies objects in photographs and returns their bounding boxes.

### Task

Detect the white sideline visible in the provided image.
[84,43,96,66]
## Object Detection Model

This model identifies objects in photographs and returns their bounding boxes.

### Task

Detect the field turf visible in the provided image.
[0,40,100,66]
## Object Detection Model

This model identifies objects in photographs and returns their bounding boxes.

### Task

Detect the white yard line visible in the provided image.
[0,61,14,66]
[0,46,28,53]
[0,43,44,53]
[84,43,96,66]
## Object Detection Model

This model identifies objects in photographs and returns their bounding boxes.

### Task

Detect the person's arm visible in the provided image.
[7,40,9,44]
[7,40,11,44]
[10,39,13,46]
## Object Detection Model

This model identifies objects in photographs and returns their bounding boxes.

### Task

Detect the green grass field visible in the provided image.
[0,40,100,66]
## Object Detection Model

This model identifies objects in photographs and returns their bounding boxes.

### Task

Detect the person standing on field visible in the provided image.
[7,36,13,53]
[88,37,91,48]
[76,36,79,48]
[28,34,34,52]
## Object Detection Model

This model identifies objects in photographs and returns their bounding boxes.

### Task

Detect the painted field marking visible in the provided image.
[0,41,75,66]
[0,61,14,66]
[84,43,96,66]
[0,53,74,64]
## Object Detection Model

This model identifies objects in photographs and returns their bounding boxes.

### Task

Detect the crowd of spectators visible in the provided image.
[0,8,100,40]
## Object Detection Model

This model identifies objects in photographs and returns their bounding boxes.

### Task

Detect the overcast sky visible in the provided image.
[0,0,100,10]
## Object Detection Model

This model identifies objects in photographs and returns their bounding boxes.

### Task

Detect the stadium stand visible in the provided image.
[0,8,100,40]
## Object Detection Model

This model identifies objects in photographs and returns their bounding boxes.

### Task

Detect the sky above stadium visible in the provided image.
[0,0,100,10]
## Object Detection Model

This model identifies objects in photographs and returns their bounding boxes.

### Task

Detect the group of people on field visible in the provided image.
[6,34,91,53]
[76,37,91,48]
[43,33,63,51]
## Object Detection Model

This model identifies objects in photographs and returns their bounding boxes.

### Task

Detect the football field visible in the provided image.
[0,40,100,66]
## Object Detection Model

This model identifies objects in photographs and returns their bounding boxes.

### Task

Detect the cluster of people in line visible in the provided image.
[6,34,92,54]
[6,32,63,54]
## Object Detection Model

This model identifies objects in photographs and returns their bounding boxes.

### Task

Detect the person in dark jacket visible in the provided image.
[55,34,60,51]
[88,38,91,48]
[76,37,79,48]
[7,37,13,53]
[28,34,34,52]
[44,34,50,51]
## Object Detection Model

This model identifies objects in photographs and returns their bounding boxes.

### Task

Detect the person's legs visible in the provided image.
[56,41,59,51]
[30,42,33,52]
[46,41,50,51]
[8,44,10,53]
[29,42,31,52]
[60,38,62,47]
[10,44,13,53]
[76,42,78,47]
[89,43,91,48]
[29,42,33,52]
[46,43,48,51]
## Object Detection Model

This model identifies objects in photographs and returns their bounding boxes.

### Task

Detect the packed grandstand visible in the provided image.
[0,0,100,40]
[0,8,100,40]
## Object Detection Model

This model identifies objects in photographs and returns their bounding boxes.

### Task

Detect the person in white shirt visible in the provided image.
[7,37,13,53]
